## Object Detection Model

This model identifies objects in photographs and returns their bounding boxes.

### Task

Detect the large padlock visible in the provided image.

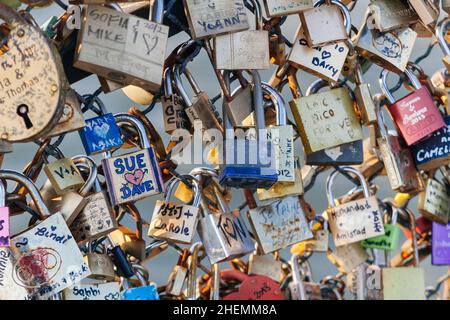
[299,0,350,47]
[380,68,445,146]
[326,167,385,246]
[84,242,116,282]
[418,177,450,225]
[0,180,10,247]
[0,4,65,142]
[373,93,424,193]
[183,0,249,39]
[79,97,124,156]
[367,0,418,32]
[356,10,417,73]
[149,175,200,244]
[214,0,270,70]
[221,269,284,300]
[69,164,117,244]
[62,282,120,300]
[431,221,450,265]
[290,80,363,155]
[0,170,90,300]
[263,0,313,18]
[197,179,254,264]
[74,2,169,92]
[219,71,278,189]
[101,114,165,206]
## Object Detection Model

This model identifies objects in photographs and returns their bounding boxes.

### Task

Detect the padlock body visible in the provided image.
[185,92,223,133]
[162,94,190,134]
[362,224,401,251]
[408,0,439,27]
[85,252,116,281]
[102,147,165,206]
[368,0,418,32]
[122,284,160,300]
[418,179,450,225]
[44,158,85,195]
[327,242,369,274]
[165,265,188,296]
[411,116,450,171]
[431,222,450,265]
[148,200,199,244]
[388,87,445,146]
[79,113,124,155]
[263,0,313,18]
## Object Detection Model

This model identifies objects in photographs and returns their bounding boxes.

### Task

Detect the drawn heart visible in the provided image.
[94,123,110,139]
[221,216,238,241]
[125,169,145,186]
[321,50,332,60]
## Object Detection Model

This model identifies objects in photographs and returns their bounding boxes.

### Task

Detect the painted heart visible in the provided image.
[125,169,145,186]
[94,123,110,139]
[321,50,332,60]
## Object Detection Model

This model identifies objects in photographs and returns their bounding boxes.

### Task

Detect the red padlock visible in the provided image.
[380,68,445,146]
[221,269,284,300]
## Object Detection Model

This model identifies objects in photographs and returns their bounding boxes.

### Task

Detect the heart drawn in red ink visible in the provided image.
[124,169,145,186]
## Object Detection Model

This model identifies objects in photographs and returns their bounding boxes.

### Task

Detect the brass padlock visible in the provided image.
[84,242,116,282]
[43,154,85,195]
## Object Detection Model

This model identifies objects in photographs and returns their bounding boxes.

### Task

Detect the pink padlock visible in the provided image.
[0,181,10,246]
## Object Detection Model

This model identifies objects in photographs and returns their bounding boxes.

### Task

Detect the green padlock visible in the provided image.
[0,0,21,8]
[362,200,401,251]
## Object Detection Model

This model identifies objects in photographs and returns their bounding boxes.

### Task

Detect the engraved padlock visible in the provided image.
[84,241,115,282]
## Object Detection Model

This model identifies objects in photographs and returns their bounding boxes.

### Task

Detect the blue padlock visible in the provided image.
[79,98,124,155]
[219,71,278,189]
[122,268,160,300]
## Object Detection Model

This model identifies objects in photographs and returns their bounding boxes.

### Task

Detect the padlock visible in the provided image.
[263,0,313,17]
[362,199,402,251]
[380,68,445,146]
[183,0,249,39]
[408,0,439,28]
[43,153,85,196]
[214,0,270,70]
[219,71,278,189]
[122,267,159,300]
[327,243,369,274]
[0,4,65,142]
[436,18,450,74]
[382,208,426,300]
[161,67,189,134]
[326,167,385,246]
[70,167,117,245]
[40,155,97,225]
[221,269,284,300]
[248,253,283,283]
[0,180,10,246]
[299,0,350,47]
[0,170,91,300]
[197,179,254,264]
[418,176,450,225]
[79,97,124,156]
[289,25,350,83]
[63,282,120,300]
[47,88,86,138]
[247,194,312,254]
[84,241,116,281]
[149,175,200,244]
[74,3,169,93]
[101,114,165,206]
[174,65,224,135]
[356,10,417,73]
[290,79,363,155]
[373,93,424,193]
[431,222,450,265]
[368,0,418,32]
[354,60,377,125]
[109,203,146,261]
[165,249,189,297]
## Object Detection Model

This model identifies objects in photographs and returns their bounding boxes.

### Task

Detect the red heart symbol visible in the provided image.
[124,169,145,186]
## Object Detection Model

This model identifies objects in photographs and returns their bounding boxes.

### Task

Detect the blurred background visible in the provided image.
[4,0,449,296]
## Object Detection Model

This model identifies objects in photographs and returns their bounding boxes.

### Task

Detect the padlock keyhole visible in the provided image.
[17,104,33,129]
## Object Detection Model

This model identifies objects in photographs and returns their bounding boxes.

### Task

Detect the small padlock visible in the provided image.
[380,67,445,146]
[326,167,385,246]
[214,0,270,70]
[183,0,249,39]
[122,267,160,300]
[43,152,85,195]
[101,113,165,206]
[354,59,377,125]
[263,0,313,17]
[84,241,116,282]
[418,176,450,225]
[149,175,200,244]
[431,222,450,265]
[299,0,350,47]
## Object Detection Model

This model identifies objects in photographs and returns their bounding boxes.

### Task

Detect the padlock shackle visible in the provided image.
[379,68,422,104]
[252,70,265,132]
[164,67,173,96]
[248,0,263,31]
[71,155,98,197]
[290,253,307,300]
[149,0,164,24]
[437,17,450,57]
[212,180,232,214]
[0,169,50,219]
[314,0,352,36]
[326,167,370,207]
[186,242,203,300]
[165,175,200,207]
[0,181,5,207]
[382,198,399,226]
[0,3,25,26]
[261,82,287,126]
[173,64,202,107]
[114,113,151,150]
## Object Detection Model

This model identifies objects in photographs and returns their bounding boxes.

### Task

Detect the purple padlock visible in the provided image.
[432,222,450,265]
